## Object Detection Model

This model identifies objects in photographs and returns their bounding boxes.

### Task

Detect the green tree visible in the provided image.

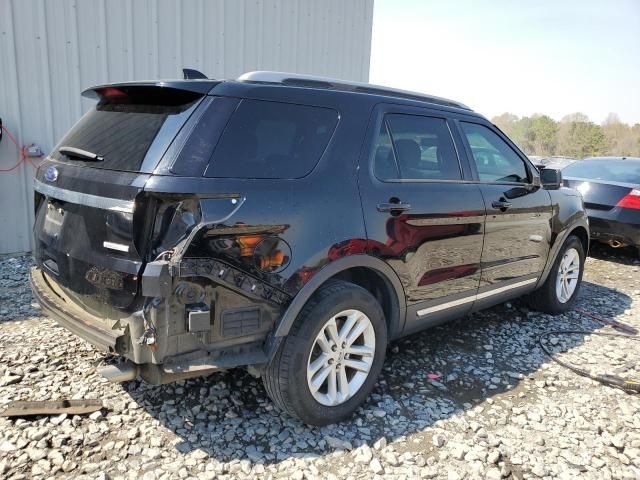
[561,112,590,123]
[491,111,640,158]
[512,116,535,154]
[491,113,532,153]
[530,115,558,156]
[492,113,520,141]
[491,113,558,156]
[602,113,639,156]
[557,114,607,158]
[632,124,640,156]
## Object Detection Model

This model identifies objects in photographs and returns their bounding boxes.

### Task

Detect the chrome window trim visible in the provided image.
[103,241,130,253]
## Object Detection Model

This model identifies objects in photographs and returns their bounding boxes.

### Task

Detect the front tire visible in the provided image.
[263,280,387,426]
[528,234,585,314]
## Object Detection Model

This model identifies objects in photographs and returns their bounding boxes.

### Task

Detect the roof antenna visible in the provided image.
[182,68,208,80]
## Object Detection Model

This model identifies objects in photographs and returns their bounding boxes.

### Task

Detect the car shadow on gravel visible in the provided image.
[117,279,632,466]
[588,241,639,265]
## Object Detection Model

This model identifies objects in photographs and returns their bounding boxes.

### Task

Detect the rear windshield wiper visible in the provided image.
[59,146,104,162]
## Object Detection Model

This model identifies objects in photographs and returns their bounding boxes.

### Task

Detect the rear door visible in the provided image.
[33,85,208,312]
[358,105,486,334]
[456,121,552,307]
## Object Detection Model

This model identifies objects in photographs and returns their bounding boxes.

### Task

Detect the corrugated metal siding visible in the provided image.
[0,0,374,254]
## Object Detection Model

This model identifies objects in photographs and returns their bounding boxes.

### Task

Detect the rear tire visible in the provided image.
[263,280,387,426]
[528,234,585,314]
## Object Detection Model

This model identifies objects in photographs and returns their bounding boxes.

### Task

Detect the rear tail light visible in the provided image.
[616,188,640,209]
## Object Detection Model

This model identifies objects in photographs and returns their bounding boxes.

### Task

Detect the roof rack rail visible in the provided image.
[237,71,471,110]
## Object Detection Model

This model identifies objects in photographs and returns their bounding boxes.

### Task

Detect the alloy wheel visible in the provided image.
[556,247,580,303]
[306,309,376,406]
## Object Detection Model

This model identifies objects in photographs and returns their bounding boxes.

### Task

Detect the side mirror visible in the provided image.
[540,168,562,189]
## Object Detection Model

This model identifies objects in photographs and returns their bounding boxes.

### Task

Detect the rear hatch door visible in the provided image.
[33,83,213,312]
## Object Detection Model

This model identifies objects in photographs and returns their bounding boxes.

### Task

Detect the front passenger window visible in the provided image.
[460,122,529,183]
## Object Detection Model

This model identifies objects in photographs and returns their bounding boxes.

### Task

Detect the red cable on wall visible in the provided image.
[0,125,43,172]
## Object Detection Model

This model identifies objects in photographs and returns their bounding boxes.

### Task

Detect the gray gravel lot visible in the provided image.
[1,244,639,479]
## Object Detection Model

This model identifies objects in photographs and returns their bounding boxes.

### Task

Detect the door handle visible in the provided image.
[377,202,412,213]
[491,199,512,210]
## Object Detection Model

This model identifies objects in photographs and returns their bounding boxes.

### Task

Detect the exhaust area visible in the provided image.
[608,239,626,249]
[97,363,139,383]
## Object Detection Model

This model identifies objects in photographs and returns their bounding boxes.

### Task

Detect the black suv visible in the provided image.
[30,71,589,425]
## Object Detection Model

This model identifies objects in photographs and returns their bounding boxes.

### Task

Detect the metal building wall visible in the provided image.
[0,0,374,254]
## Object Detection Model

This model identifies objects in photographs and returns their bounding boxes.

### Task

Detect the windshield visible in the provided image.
[563,159,640,184]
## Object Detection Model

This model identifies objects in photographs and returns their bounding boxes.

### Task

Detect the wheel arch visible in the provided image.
[537,219,590,288]
[272,255,406,341]
[570,225,589,255]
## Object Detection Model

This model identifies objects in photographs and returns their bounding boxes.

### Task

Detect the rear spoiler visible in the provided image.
[82,79,220,100]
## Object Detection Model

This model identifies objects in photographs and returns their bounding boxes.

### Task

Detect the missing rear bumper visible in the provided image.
[97,363,139,382]
[31,259,279,385]
[97,360,224,385]
[29,267,124,352]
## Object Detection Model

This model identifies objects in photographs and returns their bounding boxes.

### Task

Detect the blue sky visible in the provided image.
[370,0,640,124]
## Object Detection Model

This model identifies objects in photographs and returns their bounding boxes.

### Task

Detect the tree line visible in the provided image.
[491,112,640,158]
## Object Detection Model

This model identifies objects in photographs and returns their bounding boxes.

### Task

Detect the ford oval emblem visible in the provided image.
[45,166,59,182]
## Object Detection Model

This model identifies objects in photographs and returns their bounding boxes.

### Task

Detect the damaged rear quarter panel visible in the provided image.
[143,172,368,297]
[139,105,370,362]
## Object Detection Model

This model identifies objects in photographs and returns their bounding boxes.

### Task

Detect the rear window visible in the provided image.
[563,159,640,184]
[205,99,338,179]
[51,90,201,173]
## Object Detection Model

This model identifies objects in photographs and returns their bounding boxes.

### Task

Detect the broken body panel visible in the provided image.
[31,78,589,386]
[31,81,370,383]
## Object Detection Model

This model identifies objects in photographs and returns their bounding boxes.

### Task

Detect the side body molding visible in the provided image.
[270,254,407,340]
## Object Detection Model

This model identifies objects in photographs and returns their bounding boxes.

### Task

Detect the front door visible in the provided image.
[358,107,486,334]
[457,121,552,309]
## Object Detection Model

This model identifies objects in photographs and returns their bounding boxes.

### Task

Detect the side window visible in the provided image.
[460,122,529,183]
[373,123,399,180]
[170,97,240,176]
[205,99,338,179]
[374,114,461,181]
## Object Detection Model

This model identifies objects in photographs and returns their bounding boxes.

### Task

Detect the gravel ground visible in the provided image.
[1,244,639,480]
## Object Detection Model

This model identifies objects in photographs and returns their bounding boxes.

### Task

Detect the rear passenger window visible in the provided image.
[373,123,399,180]
[374,114,461,181]
[460,122,529,183]
[205,99,338,178]
[170,97,240,176]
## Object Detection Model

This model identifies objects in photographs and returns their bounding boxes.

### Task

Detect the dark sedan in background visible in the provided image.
[561,157,640,254]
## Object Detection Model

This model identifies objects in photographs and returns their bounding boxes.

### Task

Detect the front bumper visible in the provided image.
[30,266,125,352]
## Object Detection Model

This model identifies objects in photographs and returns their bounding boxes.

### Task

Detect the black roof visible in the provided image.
[82,74,481,118]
